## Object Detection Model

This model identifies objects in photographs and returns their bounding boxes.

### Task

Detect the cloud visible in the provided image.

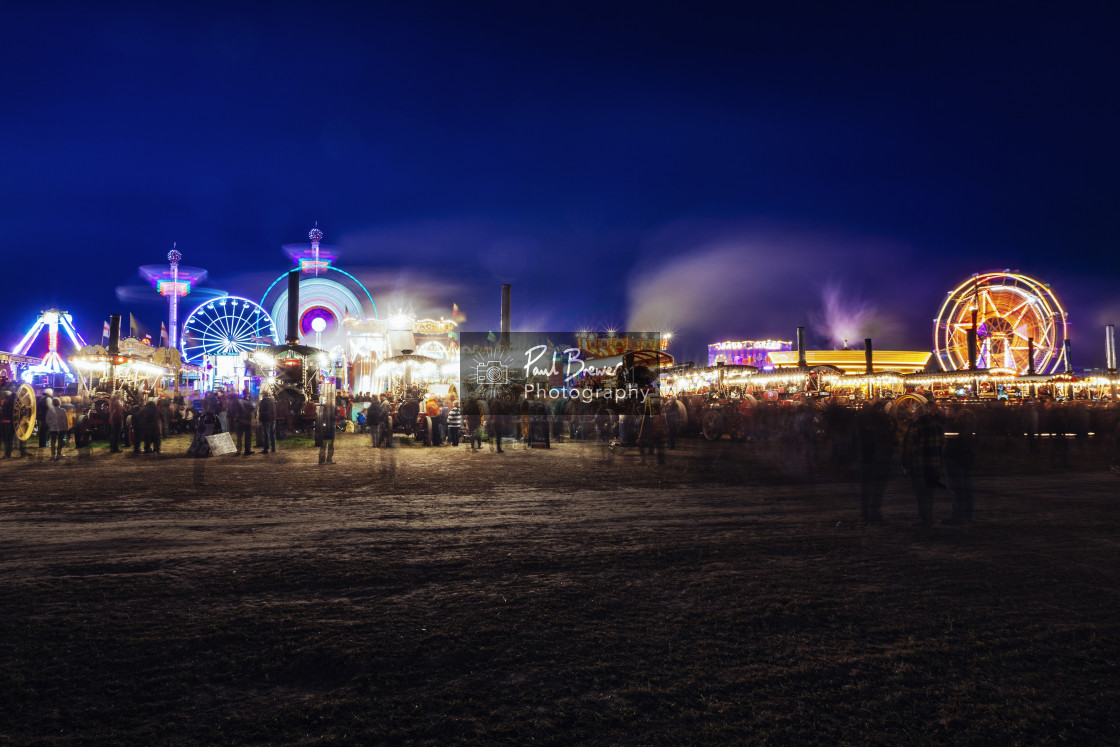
[626,223,925,359]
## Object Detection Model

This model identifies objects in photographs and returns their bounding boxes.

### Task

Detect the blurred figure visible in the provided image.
[943,410,977,524]
[902,399,945,527]
[47,397,69,460]
[108,395,125,453]
[856,401,895,523]
[318,399,336,465]
[1,384,23,458]
[447,400,461,446]
[37,388,53,448]
[466,398,483,451]
[138,397,162,454]
[231,393,254,456]
[258,389,277,454]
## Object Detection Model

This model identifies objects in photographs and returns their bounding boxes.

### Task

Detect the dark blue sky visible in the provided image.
[4,2,1119,366]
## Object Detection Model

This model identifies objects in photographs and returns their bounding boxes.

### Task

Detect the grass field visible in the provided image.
[2,433,1118,744]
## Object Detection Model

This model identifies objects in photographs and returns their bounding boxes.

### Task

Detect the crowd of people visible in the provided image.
[4,376,1120,526]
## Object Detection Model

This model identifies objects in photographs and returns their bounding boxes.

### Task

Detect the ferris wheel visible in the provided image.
[181,296,278,363]
[934,271,1068,375]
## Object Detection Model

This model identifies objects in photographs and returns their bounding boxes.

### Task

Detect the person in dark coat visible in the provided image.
[258,390,277,453]
[465,398,483,450]
[1,385,22,458]
[37,388,53,448]
[856,401,895,523]
[318,399,336,465]
[231,394,254,456]
[489,396,505,453]
[108,395,125,453]
[943,411,977,524]
[367,396,383,447]
[157,396,171,437]
[902,400,945,527]
[137,398,162,454]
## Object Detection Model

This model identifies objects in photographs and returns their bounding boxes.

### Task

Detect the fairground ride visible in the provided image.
[934,271,1068,375]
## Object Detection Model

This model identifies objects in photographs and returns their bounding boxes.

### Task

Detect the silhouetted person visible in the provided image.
[489,396,505,453]
[857,402,895,523]
[137,398,162,454]
[258,390,276,453]
[1,385,22,458]
[231,395,254,455]
[943,411,976,524]
[902,400,945,527]
[37,388,53,448]
[108,395,125,453]
[466,398,483,450]
[318,400,336,465]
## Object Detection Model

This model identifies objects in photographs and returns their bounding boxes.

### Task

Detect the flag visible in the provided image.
[487,330,497,342]
[129,313,143,340]
[102,320,110,343]
[160,322,168,348]
[452,303,465,322]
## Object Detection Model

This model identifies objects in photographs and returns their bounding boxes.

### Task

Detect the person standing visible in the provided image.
[318,398,336,465]
[367,396,383,447]
[232,394,254,456]
[489,396,505,453]
[47,397,69,460]
[108,395,125,453]
[943,411,977,524]
[37,388,53,448]
[158,395,171,438]
[447,400,462,446]
[1,386,17,458]
[138,397,162,454]
[258,389,277,454]
[856,401,895,523]
[902,399,945,527]
[466,398,482,450]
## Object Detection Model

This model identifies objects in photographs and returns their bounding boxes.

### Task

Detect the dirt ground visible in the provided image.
[2,433,1118,744]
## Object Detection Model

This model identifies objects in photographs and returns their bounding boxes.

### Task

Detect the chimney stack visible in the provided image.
[864,338,873,375]
[500,284,511,347]
[1106,324,1117,373]
[796,326,806,368]
[286,270,300,345]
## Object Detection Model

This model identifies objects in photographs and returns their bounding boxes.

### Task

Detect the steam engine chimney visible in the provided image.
[796,326,806,368]
[286,270,300,345]
[108,314,121,355]
[1106,324,1117,373]
[501,284,511,347]
[864,338,873,375]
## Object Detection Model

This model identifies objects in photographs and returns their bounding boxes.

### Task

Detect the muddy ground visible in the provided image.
[2,433,1118,744]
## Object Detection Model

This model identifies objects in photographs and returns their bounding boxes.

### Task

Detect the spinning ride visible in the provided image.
[261,225,376,354]
[139,245,207,349]
[934,271,1068,375]
[181,297,278,389]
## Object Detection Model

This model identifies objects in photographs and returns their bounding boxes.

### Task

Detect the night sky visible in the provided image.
[4,3,1119,367]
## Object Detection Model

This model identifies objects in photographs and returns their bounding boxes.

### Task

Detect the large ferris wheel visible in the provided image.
[934,271,1068,375]
[180,296,278,363]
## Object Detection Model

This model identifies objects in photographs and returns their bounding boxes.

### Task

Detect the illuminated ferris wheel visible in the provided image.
[934,271,1068,375]
[181,296,278,363]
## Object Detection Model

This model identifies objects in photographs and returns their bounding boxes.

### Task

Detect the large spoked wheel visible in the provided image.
[701,410,724,441]
[13,384,36,442]
[888,394,928,430]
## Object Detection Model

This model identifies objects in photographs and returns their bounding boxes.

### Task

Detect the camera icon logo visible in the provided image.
[477,360,509,385]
